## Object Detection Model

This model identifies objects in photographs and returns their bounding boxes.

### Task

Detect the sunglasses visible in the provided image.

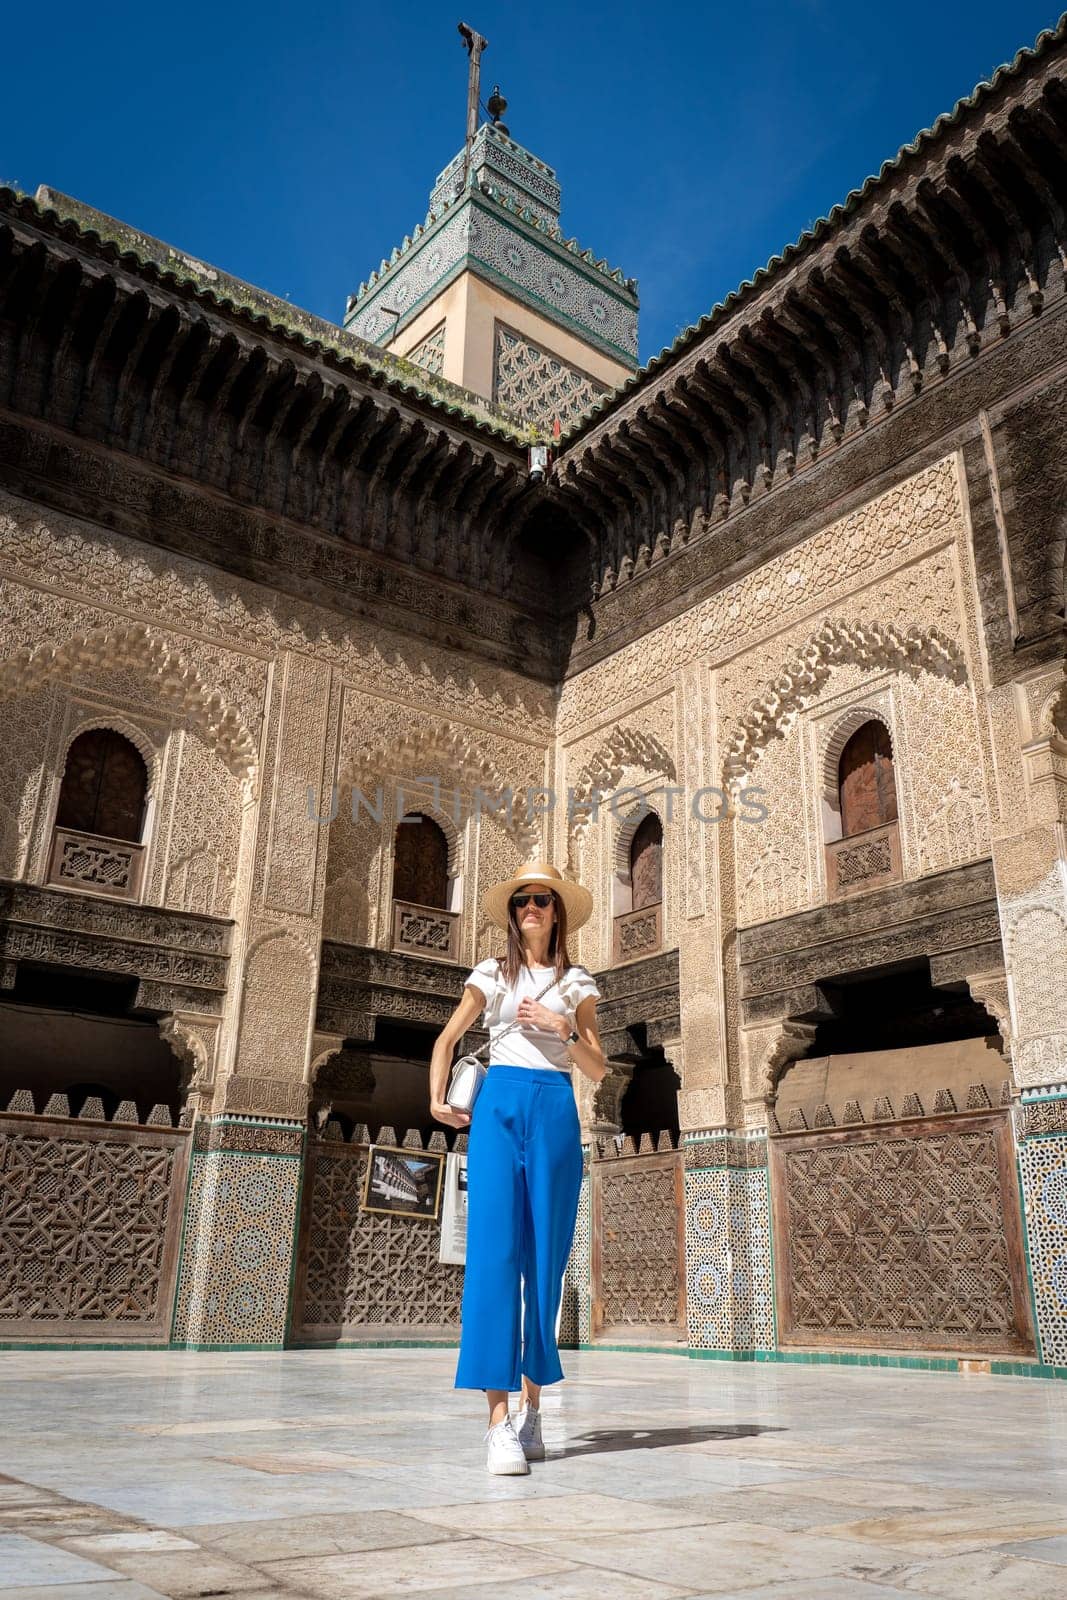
[510,891,556,909]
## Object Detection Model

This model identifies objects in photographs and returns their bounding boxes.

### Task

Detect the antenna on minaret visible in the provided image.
[457,22,488,193]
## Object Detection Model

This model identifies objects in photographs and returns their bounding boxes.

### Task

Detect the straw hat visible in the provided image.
[483,860,593,933]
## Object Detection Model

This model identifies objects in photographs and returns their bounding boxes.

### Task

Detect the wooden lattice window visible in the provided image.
[56,730,148,842]
[393,813,449,909]
[838,721,898,838]
[631,812,663,909]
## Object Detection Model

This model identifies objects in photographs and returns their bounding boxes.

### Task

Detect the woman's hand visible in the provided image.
[430,1098,472,1129]
[516,996,569,1037]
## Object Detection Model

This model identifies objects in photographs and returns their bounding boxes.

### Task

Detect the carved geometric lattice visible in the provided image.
[493,323,606,430]
[594,1157,681,1329]
[613,903,661,962]
[49,828,143,897]
[295,1144,464,1333]
[0,1121,183,1333]
[392,900,459,961]
[835,831,893,887]
[775,1120,1032,1352]
[407,322,446,377]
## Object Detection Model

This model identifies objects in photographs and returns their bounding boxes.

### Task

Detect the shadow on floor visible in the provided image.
[556,1423,786,1457]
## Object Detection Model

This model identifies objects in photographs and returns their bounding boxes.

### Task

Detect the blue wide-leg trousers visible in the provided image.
[454,1065,584,1391]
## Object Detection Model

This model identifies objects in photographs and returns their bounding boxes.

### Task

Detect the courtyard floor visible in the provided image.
[2,1349,1067,1599]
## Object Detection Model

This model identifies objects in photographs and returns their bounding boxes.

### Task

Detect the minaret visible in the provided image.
[343,25,639,432]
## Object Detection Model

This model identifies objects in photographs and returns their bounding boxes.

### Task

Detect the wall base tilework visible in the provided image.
[684,1134,775,1352]
[559,1157,591,1348]
[1017,1125,1067,1367]
[171,1138,303,1349]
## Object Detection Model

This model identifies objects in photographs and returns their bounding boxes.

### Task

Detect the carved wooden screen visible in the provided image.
[393,813,449,909]
[631,813,663,910]
[0,1112,189,1339]
[839,721,898,837]
[590,1148,686,1341]
[56,729,148,842]
[770,1111,1035,1354]
[292,1138,465,1340]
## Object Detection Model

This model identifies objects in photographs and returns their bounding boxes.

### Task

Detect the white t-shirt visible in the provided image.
[464,957,601,1071]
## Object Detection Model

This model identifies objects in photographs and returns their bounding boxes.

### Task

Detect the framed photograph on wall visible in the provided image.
[361,1143,445,1220]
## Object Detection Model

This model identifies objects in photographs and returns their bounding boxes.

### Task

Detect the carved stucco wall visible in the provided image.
[324,693,551,962]
[557,452,1066,1122]
[1,440,1064,1137]
[0,489,555,1123]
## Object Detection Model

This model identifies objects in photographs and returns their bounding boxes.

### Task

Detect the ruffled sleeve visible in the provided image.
[560,964,601,1021]
[464,957,504,1022]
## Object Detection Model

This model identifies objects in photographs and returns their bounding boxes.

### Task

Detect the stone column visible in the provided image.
[682,1125,776,1360]
[989,675,1067,1368]
[682,1017,813,1359]
[172,650,337,1349]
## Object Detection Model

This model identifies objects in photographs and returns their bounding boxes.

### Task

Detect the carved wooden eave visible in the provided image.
[0,186,577,679]
[552,19,1067,674]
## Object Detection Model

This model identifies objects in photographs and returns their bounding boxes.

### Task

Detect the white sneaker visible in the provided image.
[484,1414,529,1474]
[513,1403,545,1460]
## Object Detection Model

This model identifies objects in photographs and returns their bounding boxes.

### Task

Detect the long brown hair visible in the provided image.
[497,888,573,991]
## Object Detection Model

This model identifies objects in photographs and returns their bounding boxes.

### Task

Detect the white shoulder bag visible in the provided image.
[446,969,562,1113]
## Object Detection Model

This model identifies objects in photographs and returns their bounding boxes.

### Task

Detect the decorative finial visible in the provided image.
[487,84,509,136]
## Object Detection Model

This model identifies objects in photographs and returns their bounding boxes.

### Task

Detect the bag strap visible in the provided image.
[466,967,563,1061]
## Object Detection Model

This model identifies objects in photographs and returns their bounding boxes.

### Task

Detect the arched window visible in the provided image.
[391,813,456,961]
[838,721,897,838]
[630,811,663,909]
[613,809,663,963]
[56,729,148,842]
[393,813,449,908]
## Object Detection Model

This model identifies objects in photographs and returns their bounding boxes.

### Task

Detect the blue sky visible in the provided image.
[2,2,1061,365]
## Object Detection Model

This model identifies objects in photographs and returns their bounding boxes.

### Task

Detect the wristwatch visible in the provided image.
[563,1027,579,1045]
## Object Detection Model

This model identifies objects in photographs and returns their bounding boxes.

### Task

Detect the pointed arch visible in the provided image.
[0,623,258,789]
[342,720,539,855]
[61,712,163,798]
[819,705,894,808]
[569,725,677,859]
[722,619,967,788]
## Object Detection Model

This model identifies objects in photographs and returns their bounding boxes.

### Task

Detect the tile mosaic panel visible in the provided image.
[430,127,562,222]
[685,1152,775,1352]
[560,1162,591,1346]
[171,1148,301,1347]
[472,209,638,360]
[1018,1131,1067,1365]
[347,201,638,364]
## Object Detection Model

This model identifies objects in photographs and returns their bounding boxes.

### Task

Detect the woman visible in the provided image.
[429,861,607,1475]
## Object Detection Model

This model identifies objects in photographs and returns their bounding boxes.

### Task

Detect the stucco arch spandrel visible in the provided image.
[0,623,259,791]
[235,928,318,1081]
[568,726,677,855]
[722,619,968,789]
[342,722,539,855]
[819,705,895,806]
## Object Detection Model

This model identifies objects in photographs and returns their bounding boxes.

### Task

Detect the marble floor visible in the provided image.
[2,1349,1067,1600]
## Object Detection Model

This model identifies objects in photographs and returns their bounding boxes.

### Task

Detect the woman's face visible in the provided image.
[511,887,557,937]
